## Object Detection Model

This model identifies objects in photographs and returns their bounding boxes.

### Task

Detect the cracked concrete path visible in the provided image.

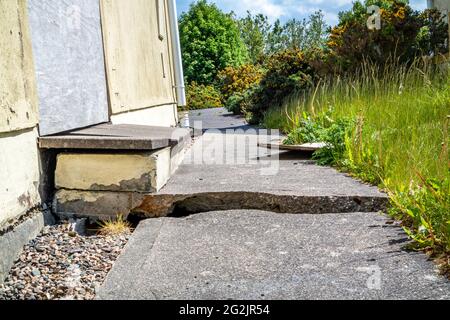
[132,109,387,217]
[98,210,450,300]
[98,108,449,300]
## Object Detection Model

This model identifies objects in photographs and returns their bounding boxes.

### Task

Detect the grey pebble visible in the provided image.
[0,221,130,300]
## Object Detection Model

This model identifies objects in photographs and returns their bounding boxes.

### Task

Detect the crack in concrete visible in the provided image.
[129,191,389,219]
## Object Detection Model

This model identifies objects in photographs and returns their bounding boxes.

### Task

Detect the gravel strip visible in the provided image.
[0,222,130,300]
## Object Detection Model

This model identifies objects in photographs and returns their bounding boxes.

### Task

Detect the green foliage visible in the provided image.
[283,111,355,166]
[217,64,263,102]
[186,82,223,110]
[416,9,449,56]
[283,111,329,145]
[249,48,315,123]
[266,11,328,55]
[238,12,271,63]
[389,175,450,255]
[263,60,450,263]
[328,0,448,70]
[179,0,248,84]
[313,117,355,166]
[224,85,258,115]
[266,19,285,54]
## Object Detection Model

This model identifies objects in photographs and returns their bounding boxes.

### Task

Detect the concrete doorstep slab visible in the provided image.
[97,210,450,300]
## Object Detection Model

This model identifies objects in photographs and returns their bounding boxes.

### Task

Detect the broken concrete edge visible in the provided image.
[53,189,389,222]
[0,209,56,284]
[133,192,389,217]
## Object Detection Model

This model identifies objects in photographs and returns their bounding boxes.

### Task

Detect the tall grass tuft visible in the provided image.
[263,59,450,270]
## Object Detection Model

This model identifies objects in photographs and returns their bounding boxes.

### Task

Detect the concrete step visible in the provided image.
[52,126,191,220]
[55,149,172,193]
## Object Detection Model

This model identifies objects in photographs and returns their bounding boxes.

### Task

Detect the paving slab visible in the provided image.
[97,210,450,300]
[39,123,190,150]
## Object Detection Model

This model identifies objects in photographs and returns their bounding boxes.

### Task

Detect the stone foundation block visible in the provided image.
[55,148,171,193]
[53,189,145,221]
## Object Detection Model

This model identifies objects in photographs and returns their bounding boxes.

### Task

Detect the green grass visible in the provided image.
[263,61,450,272]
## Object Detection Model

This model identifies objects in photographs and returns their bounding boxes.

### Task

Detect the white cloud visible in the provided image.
[215,0,351,25]
[303,0,353,6]
[322,11,339,26]
[216,0,286,20]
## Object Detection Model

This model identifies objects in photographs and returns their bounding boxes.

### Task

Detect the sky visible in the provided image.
[176,0,428,27]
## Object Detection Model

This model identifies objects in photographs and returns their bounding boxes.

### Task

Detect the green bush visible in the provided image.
[283,112,327,145]
[283,111,355,166]
[223,84,260,116]
[249,48,315,123]
[217,64,263,102]
[186,82,223,110]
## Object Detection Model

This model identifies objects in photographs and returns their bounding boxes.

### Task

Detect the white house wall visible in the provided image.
[28,0,109,136]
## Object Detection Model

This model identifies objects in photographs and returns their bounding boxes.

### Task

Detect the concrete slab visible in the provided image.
[258,139,327,151]
[98,110,448,300]
[162,127,385,198]
[97,210,450,300]
[55,148,171,193]
[162,152,384,198]
[38,124,190,151]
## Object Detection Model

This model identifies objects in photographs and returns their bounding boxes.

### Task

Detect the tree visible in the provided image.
[179,0,248,84]
[282,18,307,50]
[304,11,328,49]
[238,12,270,63]
[267,19,285,54]
[266,11,328,55]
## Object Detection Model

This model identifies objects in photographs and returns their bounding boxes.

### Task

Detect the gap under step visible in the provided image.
[53,190,389,222]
